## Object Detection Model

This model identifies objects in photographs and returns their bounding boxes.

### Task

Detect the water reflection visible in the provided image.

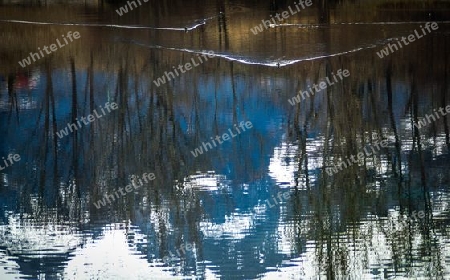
[0,0,450,279]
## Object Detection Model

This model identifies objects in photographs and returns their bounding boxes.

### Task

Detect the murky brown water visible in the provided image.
[0,0,450,279]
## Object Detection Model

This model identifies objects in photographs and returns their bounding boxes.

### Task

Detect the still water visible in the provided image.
[0,0,450,279]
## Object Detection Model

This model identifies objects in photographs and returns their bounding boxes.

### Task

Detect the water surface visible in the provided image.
[0,0,450,279]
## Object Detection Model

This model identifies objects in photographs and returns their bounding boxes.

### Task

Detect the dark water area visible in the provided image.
[0,0,450,279]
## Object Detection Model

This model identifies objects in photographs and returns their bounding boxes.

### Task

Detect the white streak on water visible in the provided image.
[0,13,223,31]
[269,21,450,28]
[122,39,379,68]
